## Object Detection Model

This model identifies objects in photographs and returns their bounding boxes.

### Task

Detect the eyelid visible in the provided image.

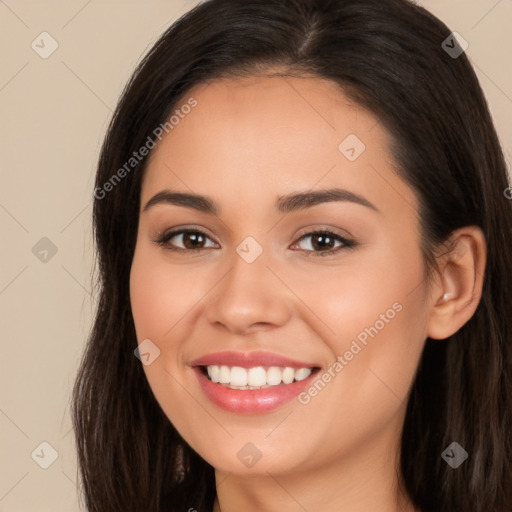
[155,224,217,242]
[289,228,355,256]
[154,225,219,250]
[293,224,353,241]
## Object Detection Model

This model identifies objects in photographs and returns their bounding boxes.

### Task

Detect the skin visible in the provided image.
[129,75,486,512]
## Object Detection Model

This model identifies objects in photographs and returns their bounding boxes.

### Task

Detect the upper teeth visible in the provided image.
[206,365,312,389]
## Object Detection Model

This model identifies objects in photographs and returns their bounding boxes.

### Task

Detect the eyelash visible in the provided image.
[154,228,356,257]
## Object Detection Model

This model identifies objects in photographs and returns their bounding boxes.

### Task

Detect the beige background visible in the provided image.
[0,1,511,510]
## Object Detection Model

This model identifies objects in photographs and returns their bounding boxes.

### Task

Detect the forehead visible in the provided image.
[166,75,381,149]
[141,75,417,218]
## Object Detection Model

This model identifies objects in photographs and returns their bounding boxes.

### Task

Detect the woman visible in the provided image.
[72,0,512,510]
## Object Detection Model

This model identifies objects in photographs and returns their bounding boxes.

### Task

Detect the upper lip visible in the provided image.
[190,351,319,369]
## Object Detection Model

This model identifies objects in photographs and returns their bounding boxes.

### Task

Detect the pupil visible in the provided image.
[313,234,334,251]
[184,232,204,249]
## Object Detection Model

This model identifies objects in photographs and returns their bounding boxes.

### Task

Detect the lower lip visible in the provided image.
[193,367,318,413]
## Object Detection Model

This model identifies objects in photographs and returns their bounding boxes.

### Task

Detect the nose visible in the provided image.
[204,249,292,335]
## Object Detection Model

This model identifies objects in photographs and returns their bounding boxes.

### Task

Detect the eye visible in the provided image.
[292,230,355,257]
[154,227,355,256]
[155,229,218,252]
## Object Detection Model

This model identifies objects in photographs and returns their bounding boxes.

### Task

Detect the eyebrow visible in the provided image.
[142,187,379,215]
[276,188,378,214]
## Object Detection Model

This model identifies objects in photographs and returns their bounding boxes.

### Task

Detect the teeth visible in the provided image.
[248,367,267,387]
[219,365,230,384]
[294,367,311,381]
[267,366,282,386]
[230,366,247,386]
[205,365,312,389]
[282,367,295,384]
[209,365,220,383]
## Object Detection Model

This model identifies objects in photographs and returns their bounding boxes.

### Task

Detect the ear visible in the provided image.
[426,226,487,340]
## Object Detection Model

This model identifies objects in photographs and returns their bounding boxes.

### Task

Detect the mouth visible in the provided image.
[190,351,322,413]
[198,364,321,390]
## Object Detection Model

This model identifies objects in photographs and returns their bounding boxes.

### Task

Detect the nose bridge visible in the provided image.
[205,238,290,332]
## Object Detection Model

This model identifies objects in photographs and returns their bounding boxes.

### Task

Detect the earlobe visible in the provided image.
[426,226,487,340]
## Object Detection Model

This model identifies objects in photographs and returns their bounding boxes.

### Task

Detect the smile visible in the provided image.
[190,351,322,413]
[202,365,314,389]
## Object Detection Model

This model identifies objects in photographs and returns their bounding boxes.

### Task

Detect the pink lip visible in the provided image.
[189,350,317,369]
[190,351,320,414]
[193,367,319,413]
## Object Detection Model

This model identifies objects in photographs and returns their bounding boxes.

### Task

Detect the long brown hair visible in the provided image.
[72,0,512,510]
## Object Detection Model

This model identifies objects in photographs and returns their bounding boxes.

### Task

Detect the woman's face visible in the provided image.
[130,75,431,476]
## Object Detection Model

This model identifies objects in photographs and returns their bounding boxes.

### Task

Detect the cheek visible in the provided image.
[314,247,427,420]
[129,248,208,438]
[129,248,208,340]
[295,240,427,387]
[282,240,426,346]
